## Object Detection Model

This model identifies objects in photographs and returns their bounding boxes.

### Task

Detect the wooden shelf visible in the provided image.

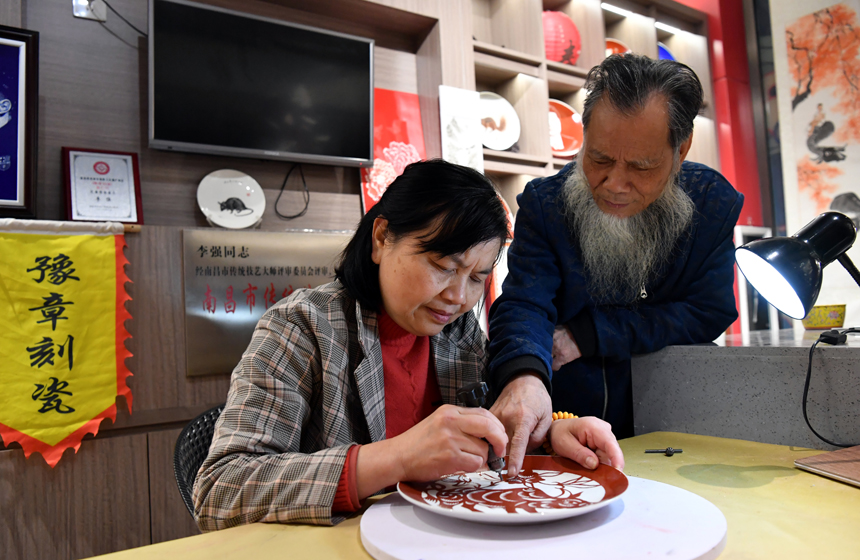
[483,148,548,165]
[546,60,588,79]
[470,0,719,183]
[471,0,545,57]
[546,64,587,94]
[473,40,544,66]
[483,148,549,176]
[484,158,549,177]
[474,50,541,85]
[553,156,576,169]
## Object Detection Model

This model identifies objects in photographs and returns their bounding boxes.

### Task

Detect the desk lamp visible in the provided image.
[735,211,859,481]
[734,211,859,319]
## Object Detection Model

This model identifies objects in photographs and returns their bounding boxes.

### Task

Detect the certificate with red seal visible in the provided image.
[63,147,144,224]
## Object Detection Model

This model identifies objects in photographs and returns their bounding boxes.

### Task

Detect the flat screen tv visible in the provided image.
[148,0,374,168]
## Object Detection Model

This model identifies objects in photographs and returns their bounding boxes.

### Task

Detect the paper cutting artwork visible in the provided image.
[0,229,132,466]
[360,88,426,213]
[439,85,484,173]
[407,470,606,514]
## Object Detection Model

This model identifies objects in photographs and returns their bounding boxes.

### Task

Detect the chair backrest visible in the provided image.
[173,404,225,517]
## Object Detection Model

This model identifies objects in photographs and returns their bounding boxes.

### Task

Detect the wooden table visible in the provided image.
[87,432,860,559]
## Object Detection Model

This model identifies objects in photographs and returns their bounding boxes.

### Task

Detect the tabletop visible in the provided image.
[88,431,860,560]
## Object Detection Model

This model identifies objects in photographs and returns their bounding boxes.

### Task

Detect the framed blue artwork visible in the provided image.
[0,25,37,218]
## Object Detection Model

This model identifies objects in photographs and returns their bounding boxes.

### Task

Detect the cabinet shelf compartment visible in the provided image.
[474,49,542,85]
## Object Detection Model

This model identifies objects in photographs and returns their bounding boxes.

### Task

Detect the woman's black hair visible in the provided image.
[335,159,511,310]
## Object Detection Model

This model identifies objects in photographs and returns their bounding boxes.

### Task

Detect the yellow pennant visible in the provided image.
[0,232,132,466]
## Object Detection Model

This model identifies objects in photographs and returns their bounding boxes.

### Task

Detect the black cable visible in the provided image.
[101,0,148,37]
[802,329,859,447]
[275,163,310,220]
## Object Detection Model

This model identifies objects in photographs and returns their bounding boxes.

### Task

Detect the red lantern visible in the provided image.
[543,11,581,66]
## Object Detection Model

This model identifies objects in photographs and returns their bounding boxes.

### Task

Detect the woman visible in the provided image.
[193,159,623,530]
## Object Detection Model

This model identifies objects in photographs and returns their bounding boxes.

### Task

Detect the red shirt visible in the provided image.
[333,310,441,512]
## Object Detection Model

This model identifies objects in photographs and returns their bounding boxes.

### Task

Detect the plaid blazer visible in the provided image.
[193,280,488,530]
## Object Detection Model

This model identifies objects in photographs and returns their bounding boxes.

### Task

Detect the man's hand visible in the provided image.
[552,325,581,371]
[489,373,552,477]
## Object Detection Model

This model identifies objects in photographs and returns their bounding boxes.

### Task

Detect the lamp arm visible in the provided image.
[836,254,860,289]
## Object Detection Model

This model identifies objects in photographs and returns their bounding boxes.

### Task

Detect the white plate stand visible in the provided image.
[360,476,727,560]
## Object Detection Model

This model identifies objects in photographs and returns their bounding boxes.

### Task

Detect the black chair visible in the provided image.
[173,404,225,517]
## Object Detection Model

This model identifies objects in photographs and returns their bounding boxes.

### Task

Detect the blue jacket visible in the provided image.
[488,161,743,437]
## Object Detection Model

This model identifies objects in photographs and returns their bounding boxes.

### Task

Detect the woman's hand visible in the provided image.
[548,417,625,471]
[356,404,508,498]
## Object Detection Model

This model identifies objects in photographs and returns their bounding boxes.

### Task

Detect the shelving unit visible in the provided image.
[468,0,721,210]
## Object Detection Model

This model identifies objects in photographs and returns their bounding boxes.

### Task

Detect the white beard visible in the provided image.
[562,154,695,304]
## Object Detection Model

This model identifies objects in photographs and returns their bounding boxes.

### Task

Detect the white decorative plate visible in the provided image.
[196,169,266,229]
[397,455,628,525]
[478,92,522,151]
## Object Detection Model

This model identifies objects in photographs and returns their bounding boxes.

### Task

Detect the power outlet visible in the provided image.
[72,0,107,22]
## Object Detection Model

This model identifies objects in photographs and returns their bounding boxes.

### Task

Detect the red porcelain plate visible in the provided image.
[397,455,628,525]
[548,99,584,157]
[605,37,632,57]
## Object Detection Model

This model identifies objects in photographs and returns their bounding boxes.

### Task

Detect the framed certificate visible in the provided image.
[63,147,144,224]
[0,25,38,218]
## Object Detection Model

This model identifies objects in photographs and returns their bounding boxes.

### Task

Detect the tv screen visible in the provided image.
[148,0,373,167]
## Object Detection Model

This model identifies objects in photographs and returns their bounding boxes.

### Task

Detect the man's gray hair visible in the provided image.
[581,53,704,150]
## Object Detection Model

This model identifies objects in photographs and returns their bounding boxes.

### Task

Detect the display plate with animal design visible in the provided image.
[196,169,266,229]
[477,92,521,151]
[398,455,627,525]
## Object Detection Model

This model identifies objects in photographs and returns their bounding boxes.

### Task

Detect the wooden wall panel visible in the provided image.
[0,434,150,560]
[27,0,148,221]
[369,0,474,90]
[663,31,714,117]
[605,14,659,60]
[148,428,201,545]
[417,23,444,159]
[0,0,21,27]
[119,226,231,423]
[471,0,493,45]
[489,0,544,57]
[688,115,720,171]
[375,46,419,94]
[566,0,606,73]
[496,74,551,161]
[24,0,426,225]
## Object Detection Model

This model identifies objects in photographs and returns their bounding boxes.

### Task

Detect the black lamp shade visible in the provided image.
[791,211,857,265]
[735,212,857,320]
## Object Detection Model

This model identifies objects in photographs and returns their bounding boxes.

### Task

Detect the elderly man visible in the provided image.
[488,53,743,476]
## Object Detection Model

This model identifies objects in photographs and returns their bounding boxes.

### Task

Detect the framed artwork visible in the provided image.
[63,147,144,224]
[0,25,38,218]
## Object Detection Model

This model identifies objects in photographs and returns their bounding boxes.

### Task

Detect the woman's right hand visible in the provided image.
[356,404,508,498]
[394,404,509,482]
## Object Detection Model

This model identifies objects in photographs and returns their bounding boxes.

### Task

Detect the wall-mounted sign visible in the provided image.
[182,228,352,376]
